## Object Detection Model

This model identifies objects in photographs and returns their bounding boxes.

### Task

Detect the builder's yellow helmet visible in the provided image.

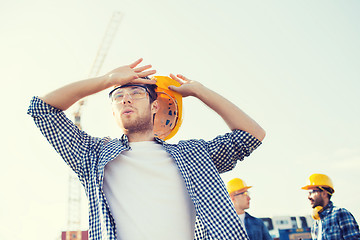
[227,178,252,194]
[153,76,183,140]
[301,173,335,193]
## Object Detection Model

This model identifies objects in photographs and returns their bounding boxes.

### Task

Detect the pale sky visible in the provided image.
[1,1,360,239]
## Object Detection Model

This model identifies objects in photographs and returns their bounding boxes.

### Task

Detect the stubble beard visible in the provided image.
[312,197,325,208]
[122,113,153,135]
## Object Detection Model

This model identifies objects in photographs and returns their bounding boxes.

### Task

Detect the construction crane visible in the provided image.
[65,12,123,240]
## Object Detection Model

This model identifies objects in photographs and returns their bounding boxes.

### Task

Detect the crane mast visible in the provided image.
[66,12,122,239]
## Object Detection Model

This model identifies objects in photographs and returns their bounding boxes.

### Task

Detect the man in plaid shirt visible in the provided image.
[302,173,360,240]
[28,58,265,240]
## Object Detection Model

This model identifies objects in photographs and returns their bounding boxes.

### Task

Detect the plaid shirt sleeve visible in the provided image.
[314,202,360,240]
[27,96,104,186]
[206,130,262,173]
[164,130,262,240]
[337,208,360,239]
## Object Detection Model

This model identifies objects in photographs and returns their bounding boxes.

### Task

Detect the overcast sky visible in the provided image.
[1,0,360,239]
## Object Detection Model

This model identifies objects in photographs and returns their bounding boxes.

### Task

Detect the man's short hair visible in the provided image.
[319,186,334,200]
[143,83,157,103]
[141,76,157,103]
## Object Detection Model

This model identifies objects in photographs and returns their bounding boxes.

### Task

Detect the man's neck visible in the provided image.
[236,208,246,215]
[322,198,330,208]
[125,130,155,142]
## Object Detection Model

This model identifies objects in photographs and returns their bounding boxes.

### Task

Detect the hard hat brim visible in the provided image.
[301,185,335,193]
[228,186,252,194]
[301,185,317,190]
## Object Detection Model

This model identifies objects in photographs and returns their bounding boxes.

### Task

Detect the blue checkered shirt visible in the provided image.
[312,201,360,240]
[28,97,262,240]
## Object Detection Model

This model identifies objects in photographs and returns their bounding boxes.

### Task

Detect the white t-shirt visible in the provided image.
[238,213,247,235]
[317,220,323,240]
[103,141,196,240]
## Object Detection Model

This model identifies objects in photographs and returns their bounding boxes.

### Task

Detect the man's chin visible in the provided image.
[121,120,137,130]
[311,203,319,209]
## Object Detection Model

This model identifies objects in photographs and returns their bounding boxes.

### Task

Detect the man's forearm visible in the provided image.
[39,58,156,111]
[195,85,266,141]
[168,74,266,141]
[40,75,110,111]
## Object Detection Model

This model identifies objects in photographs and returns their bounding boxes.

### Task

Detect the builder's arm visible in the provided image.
[168,74,265,141]
[41,58,156,110]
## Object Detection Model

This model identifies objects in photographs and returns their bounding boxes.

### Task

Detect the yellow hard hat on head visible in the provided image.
[152,76,183,140]
[227,178,252,194]
[301,173,335,193]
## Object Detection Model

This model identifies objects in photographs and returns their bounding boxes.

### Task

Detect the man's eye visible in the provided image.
[132,90,142,95]
[114,93,124,98]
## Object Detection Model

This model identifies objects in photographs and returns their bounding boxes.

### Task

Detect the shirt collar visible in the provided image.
[120,134,129,147]
[120,134,166,146]
[319,201,334,218]
[154,137,166,144]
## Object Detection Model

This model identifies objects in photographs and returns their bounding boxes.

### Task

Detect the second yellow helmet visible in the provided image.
[301,173,335,193]
[227,178,252,194]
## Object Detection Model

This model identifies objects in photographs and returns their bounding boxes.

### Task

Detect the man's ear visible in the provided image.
[229,193,235,202]
[151,100,160,114]
[320,191,329,199]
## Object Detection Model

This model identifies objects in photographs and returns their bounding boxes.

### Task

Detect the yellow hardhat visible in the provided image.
[153,76,183,140]
[301,173,335,193]
[227,178,252,194]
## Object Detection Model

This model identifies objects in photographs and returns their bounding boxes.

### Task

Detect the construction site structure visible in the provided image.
[261,215,313,240]
[65,12,123,240]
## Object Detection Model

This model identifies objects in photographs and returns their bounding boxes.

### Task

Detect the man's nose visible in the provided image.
[121,93,132,104]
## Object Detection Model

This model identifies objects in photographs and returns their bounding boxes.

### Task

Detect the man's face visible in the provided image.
[111,86,158,133]
[230,190,251,211]
[307,188,326,208]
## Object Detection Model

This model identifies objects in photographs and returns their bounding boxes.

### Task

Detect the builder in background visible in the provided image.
[302,173,360,240]
[227,178,272,240]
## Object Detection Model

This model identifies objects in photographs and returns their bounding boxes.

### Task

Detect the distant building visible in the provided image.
[61,231,88,240]
[260,215,313,239]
